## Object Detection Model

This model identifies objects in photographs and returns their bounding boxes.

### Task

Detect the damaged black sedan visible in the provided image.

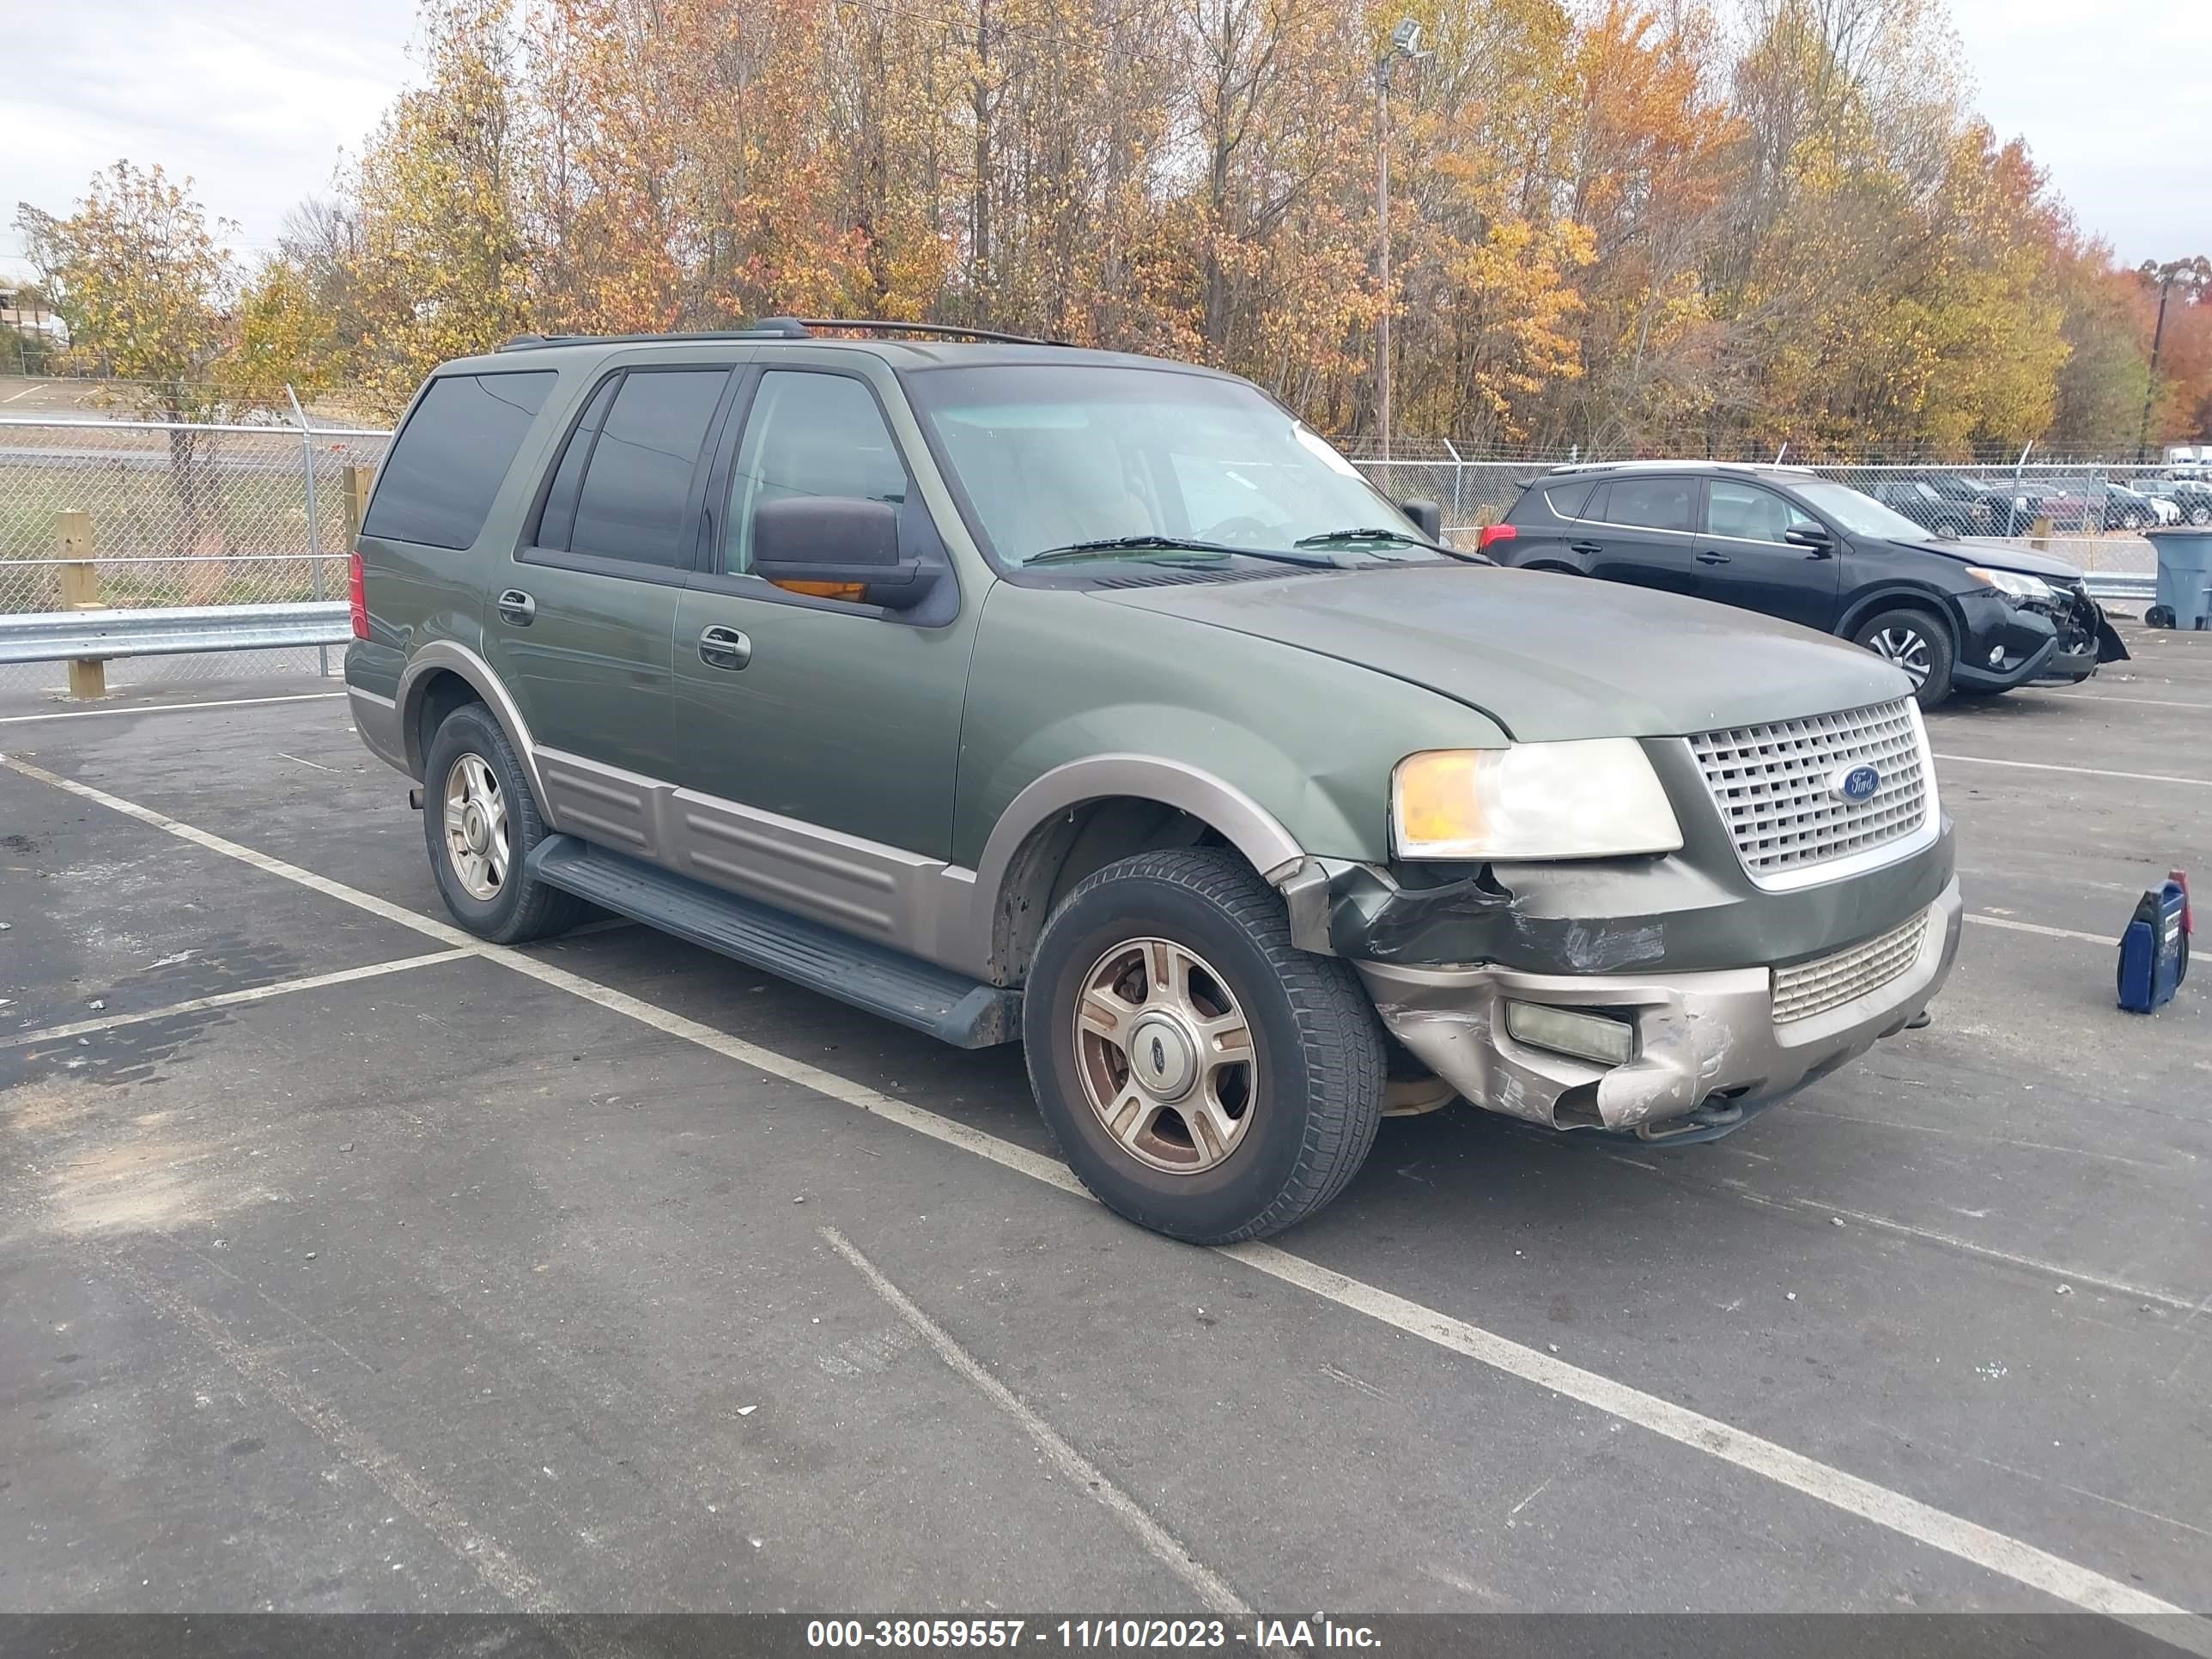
[1484,461,2129,709]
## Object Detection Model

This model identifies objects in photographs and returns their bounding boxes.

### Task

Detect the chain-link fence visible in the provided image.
[0,416,390,691]
[4,416,2197,693]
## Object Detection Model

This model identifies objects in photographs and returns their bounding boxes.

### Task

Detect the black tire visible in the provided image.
[2147,605,2176,629]
[2120,511,2146,532]
[1851,607,1956,710]
[2190,505,2212,526]
[1022,847,1387,1244]
[421,702,583,944]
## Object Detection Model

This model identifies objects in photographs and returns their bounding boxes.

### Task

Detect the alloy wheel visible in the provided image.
[1869,625,1932,688]
[442,753,510,902]
[1072,937,1257,1174]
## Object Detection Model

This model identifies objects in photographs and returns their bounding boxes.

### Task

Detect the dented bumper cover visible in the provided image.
[1358,878,1961,1133]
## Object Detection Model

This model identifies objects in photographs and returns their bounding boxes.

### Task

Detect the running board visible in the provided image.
[526,836,1020,1048]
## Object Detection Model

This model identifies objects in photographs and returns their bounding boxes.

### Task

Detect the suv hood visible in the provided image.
[1095,565,1907,741]
[1900,539,2084,582]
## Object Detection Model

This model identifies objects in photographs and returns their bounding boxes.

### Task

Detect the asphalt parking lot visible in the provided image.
[3,631,2209,1625]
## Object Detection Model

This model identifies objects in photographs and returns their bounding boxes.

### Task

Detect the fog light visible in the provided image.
[1989,646,2004,666]
[1504,1001,1636,1066]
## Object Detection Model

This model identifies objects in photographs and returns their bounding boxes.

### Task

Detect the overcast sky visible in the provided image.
[2,0,2205,287]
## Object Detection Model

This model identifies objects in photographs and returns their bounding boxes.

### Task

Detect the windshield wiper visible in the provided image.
[1025,536,1343,568]
[1293,526,1471,559]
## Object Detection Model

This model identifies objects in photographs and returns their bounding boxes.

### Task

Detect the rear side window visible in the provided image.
[536,376,619,551]
[364,371,556,550]
[1601,477,1698,532]
[542,368,728,568]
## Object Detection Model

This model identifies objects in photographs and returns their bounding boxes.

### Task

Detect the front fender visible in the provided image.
[953,583,1508,878]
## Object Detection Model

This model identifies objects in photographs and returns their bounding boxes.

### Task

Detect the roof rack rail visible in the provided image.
[494,318,1063,351]
[793,318,1060,345]
[495,328,803,353]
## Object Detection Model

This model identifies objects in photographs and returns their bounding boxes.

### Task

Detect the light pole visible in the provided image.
[1374,18,1427,463]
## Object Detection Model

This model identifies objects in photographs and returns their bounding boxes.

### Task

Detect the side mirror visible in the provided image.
[1400,498,1443,542]
[1783,525,1834,555]
[750,495,933,610]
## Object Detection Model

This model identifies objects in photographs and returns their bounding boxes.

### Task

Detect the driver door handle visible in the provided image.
[1568,541,1601,556]
[699,625,752,671]
[1696,550,1732,565]
[496,589,536,625]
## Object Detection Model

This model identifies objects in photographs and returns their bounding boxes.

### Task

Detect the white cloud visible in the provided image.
[1,0,416,277]
[1949,0,2211,263]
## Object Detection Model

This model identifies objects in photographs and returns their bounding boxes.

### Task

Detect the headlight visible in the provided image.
[1966,565,2056,605]
[1392,740,1682,860]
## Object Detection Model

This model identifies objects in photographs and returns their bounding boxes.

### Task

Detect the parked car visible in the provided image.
[1866,477,1984,535]
[1915,473,2038,534]
[2142,476,2212,525]
[1484,462,2128,708]
[346,325,1962,1244]
[2045,477,2172,531]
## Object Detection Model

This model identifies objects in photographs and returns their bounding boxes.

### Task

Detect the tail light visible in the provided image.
[1476,523,1518,552]
[348,552,368,640]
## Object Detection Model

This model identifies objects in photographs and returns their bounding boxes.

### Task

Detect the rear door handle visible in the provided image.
[1568,541,1602,556]
[699,625,752,671]
[496,589,537,625]
[1696,550,1732,565]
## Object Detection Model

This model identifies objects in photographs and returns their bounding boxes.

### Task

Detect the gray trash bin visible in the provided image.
[2147,527,2212,629]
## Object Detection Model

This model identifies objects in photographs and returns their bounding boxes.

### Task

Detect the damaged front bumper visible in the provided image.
[1358,878,1963,1136]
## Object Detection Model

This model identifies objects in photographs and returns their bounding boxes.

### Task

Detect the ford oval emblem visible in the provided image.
[1833,764,1881,803]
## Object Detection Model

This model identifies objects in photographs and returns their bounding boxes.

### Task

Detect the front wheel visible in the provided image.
[1023,848,1387,1244]
[1852,608,1956,710]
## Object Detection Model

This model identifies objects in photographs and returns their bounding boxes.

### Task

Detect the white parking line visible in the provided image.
[1935,751,2212,789]
[2021,691,2212,712]
[1,750,2201,1634]
[0,692,346,726]
[2,951,469,1051]
[1964,913,2110,946]
[823,1224,1251,1619]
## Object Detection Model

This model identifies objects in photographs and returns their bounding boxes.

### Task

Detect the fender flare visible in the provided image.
[394,640,550,809]
[973,754,1308,902]
[1836,586,1962,646]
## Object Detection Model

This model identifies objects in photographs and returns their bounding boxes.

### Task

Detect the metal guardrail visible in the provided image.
[2084,573,2154,604]
[0,602,352,665]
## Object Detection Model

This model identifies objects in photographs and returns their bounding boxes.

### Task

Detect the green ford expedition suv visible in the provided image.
[345,320,1962,1243]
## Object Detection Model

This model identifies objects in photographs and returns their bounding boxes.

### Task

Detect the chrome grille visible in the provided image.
[1689,700,1930,884]
[1772,912,1929,1024]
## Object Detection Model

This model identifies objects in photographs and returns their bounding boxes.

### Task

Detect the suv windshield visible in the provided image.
[1793,479,1942,542]
[906,365,1434,567]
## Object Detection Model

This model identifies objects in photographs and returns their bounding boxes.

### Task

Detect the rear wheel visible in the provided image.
[1023,848,1386,1244]
[421,702,582,944]
[1852,608,1956,710]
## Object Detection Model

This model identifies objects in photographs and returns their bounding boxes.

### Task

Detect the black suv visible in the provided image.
[1484,463,2128,708]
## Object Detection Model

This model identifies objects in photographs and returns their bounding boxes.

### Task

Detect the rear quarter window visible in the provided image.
[1543,481,1596,520]
[363,371,557,550]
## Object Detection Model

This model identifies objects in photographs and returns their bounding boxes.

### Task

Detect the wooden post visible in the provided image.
[2030,514,2052,552]
[341,465,377,549]
[57,509,106,701]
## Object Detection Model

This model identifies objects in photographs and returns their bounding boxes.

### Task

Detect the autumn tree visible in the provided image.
[15,161,238,545]
[350,0,537,415]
